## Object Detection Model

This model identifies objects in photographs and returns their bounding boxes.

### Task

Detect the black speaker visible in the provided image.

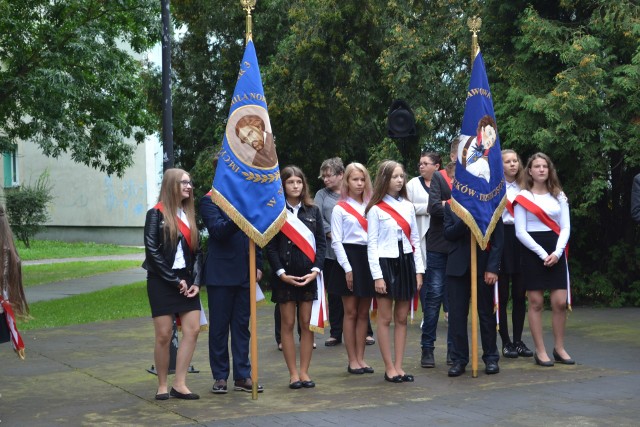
[387,100,416,139]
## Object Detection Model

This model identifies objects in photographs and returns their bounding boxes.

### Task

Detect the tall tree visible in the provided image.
[0,0,160,177]
[483,0,640,304]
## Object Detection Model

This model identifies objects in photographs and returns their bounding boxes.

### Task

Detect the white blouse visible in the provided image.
[367,194,425,280]
[331,198,368,273]
[172,208,189,270]
[502,180,521,225]
[514,190,570,260]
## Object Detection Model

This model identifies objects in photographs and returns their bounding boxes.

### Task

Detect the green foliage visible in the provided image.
[15,240,143,261]
[162,0,639,306]
[5,172,52,248]
[0,1,160,177]
[483,0,640,306]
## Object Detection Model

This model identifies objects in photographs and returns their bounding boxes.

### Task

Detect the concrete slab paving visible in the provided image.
[1,306,638,426]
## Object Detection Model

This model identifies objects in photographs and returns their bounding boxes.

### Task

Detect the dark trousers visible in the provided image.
[325,259,344,339]
[208,286,251,381]
[497,272,526,344]
[447,273,499,366]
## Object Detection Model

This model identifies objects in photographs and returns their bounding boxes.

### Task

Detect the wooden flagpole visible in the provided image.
[249,240,259,399]
[468,16,482,379]
[240,0,260,400]
[470,236,478,377]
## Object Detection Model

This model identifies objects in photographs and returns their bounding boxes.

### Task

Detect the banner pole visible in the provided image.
[471,235,478,378]
[249,240,259,399]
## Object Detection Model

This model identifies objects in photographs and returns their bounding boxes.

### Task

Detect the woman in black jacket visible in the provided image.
[267,166,326,389]
[143,168,202,400]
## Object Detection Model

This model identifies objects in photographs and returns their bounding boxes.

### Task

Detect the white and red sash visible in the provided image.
[505,198,515,217]
[0,296,25,360]
[375,201,420,318]
[513,193,571,309]
[336,200,367,232]
[280,211,327,332]
[154,202,194,253]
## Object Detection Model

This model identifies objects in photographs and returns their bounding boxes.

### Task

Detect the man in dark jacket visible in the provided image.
[444,204,503,377]
[200,192,264,394]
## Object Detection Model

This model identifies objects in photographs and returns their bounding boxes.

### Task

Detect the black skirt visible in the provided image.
[146,269,201,318]
[500,224,522,275]
[329,244,375,298]
[270,275,318,303]
[377,241,417,301]
[520,231,568,291]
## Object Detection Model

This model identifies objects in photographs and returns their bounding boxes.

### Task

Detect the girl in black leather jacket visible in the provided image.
[143,168,202,400]
[267,166,326,389]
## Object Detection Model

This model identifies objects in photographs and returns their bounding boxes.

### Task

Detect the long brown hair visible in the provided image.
[340,162,372,203]
[0,206,29,318]
[502,148,525,188]
[281,165,314,207]
[157,168,199,250]
[366,160,407,214]
[523,152,564,197]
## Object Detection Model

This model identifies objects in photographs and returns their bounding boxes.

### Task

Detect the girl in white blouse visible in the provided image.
[331,163,375,375]
[514,153,573,367]
[498,149,533,359]
[366,160,424,383]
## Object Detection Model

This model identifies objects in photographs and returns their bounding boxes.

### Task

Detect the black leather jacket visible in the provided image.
[266,204,326,277]
[142,208,202,287]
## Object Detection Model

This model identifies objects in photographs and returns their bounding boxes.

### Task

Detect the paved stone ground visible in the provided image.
[1,303,637,426]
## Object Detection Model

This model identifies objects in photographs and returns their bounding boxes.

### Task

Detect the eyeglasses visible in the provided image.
[320,174,336,180]
[418,162,435,167]
[179,180,194,187]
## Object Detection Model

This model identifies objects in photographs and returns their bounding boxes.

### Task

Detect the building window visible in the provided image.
[3,150,19,187]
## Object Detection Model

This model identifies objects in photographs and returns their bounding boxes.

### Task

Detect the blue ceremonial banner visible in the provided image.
[211,39,286,247]
[450,51,506,250]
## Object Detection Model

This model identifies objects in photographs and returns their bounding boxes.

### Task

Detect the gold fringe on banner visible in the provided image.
[210,188,287,248]
[450,195,507,251]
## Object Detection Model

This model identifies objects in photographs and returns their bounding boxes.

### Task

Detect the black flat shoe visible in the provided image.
[362,366,374,374]
[534,353,554,367]
[400,374,414,382]
[384,373,402,383]
[301,380,315,388]
[170,388,200,400]
[289,380,303,389]
[155,392,170,400]
[347,366,365,374]
[553,349,575,365]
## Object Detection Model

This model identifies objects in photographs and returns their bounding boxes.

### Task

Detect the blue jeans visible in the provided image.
[421,251,451,350]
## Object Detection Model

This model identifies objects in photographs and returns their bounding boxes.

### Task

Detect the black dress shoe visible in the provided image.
[533,353,554,367]
[485,361,500,374]
[347,366,365,374]
[155,392,170,400]
[289,380,303,389]
[553,349,575,365]
[325,337,341,347]
[362,366,374,374]
[170,388,200,400]
[384,373,403,383]
[421,348,435,368]
[448,363,466,377]
[400,374,414,382]
[301,380,316,388]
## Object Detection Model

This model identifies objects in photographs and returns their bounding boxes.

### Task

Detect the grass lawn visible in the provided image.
[16,240,143,261]
[23,260,142,287]
[19,285,274,331]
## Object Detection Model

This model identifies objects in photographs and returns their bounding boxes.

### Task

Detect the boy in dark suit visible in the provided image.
[443,204,503,377]
[200,176,264,394]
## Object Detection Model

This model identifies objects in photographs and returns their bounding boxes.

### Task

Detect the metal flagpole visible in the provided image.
[468,16,482,379]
